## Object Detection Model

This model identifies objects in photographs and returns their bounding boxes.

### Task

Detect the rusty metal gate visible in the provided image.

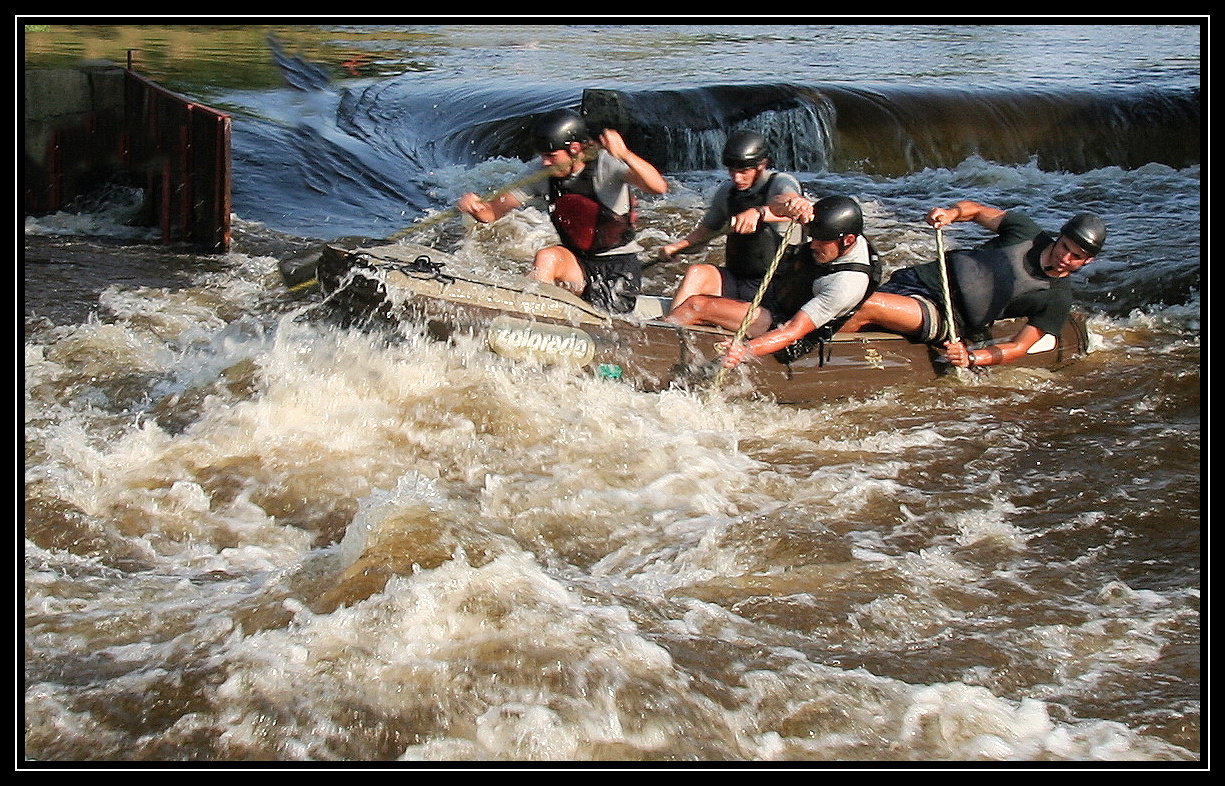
[124,70,232,252]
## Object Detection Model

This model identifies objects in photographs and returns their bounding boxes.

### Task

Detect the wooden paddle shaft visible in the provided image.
[389,145,599,241]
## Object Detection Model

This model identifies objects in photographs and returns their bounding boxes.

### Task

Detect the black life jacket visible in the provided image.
[771,238,883,364]
[724,173,782,279]
[547,161,636,255]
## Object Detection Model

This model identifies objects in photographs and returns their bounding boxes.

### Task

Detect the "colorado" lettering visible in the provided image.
[487,316,596,366]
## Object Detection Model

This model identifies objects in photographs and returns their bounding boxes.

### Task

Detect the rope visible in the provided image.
[934,226,960,344]
[387,145,600,242]
[707,219,800,399]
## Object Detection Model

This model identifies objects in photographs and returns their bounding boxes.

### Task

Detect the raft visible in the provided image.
[294,242,1088,404]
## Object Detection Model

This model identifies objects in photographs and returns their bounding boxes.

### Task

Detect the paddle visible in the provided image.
[386,145,600,243]
[933,225,986,377]
[706,219,800,399]
[278,144,603,295]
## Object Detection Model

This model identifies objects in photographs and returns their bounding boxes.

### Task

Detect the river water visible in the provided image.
[23,22,1202,765]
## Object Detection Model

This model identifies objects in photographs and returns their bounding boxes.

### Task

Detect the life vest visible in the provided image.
[771,238,883,364]
[724,173,783,279]
[547,162,636,255]
[818,240,882,336]
[945,237,1051,331]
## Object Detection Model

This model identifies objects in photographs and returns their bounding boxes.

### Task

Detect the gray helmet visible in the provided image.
[1059,213,1107,256]
[532,109,590,153]
[721,130,769,169]
[808,196,863,240]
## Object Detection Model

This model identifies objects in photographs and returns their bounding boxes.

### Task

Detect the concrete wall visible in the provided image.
[24,62,126,199]
[24,62,232,251]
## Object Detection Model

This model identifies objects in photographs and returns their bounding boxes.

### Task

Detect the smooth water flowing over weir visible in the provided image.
[457,83,1202,176]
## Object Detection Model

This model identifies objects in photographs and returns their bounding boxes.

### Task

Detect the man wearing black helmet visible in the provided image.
[719,195,881,368]
[840,200,1106,368]
[659,130,805,323]
[456,109,667,313]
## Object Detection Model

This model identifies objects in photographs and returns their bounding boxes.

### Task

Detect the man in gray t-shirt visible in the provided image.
[659,131,805,322]
[719,196,879,368]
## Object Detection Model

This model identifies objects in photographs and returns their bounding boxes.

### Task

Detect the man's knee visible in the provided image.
[685,294,721,316]
[665,293,714,324]
[677,263,723,293]
[533,246,581,283]
[534,245,573,268]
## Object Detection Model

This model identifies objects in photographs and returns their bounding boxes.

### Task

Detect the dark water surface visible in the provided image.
[23,22,1201,765]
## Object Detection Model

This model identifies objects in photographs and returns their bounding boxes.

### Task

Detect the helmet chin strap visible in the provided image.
[1040,239,1072,277]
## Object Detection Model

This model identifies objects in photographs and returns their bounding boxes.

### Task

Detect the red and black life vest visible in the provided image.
[547,162,636,255]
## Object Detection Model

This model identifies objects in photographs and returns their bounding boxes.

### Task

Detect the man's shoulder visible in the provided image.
[594,148,630,177]
[997,210,1044,238]
[764,170,802,193]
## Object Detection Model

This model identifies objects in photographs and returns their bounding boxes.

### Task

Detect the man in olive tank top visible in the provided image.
[841,199,1106,369]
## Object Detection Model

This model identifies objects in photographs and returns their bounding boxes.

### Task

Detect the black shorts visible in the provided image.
[877,267,949,343]
[717,267,784,320]
[577,251,641,314]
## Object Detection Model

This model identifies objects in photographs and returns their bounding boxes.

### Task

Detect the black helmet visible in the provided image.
[532,109,590,153]
[721,130,769,169]
[1059,213,1107,256]
[808,196,863,240]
